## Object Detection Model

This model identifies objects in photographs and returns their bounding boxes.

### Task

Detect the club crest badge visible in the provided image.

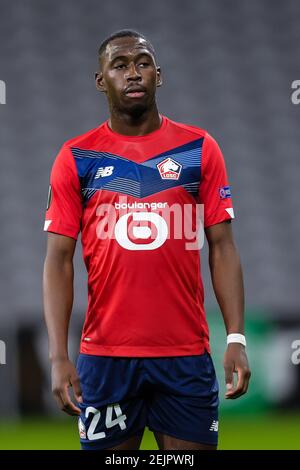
[157,157,182,180]
[78,418,86,439]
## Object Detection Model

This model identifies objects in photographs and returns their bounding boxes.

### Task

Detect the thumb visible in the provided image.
[224,362,234,392]
[71,376,83,403]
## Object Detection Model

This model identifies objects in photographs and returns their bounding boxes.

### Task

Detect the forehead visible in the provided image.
[104,36,153,62]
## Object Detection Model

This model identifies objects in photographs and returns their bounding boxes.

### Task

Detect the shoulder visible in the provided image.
[62,122,106,150]
[166,116,209,140]
[165,117,223,158]
[51,124,106,174]
[165,117,222,151]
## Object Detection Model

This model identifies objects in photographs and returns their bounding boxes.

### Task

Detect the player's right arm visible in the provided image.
[43,233,82,416]
[43,144,83,416]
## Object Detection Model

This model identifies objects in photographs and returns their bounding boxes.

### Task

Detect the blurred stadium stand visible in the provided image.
[0,0,300,417]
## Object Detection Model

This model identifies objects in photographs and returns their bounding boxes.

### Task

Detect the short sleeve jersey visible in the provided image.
[44,115,234,357]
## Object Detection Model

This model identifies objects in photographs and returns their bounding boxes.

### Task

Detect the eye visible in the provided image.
[138,62,150,68]
[114,64,126,69]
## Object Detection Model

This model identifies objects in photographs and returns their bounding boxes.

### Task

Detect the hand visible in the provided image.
[223,343,251,399]
[51,358,83,416]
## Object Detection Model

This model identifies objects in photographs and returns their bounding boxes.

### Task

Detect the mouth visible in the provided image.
[125,87,146,99]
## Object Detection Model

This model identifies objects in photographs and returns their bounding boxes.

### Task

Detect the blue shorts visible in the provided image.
[76,352,219,450]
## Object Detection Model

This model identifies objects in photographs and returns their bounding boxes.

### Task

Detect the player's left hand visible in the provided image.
[223,343,251,399]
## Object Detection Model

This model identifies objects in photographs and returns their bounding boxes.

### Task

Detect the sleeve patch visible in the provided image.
[219,186,231,199]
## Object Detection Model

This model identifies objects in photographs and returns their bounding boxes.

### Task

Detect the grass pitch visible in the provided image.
[0,413,299,450]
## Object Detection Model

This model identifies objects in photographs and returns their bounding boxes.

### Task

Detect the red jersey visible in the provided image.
[44,115,234,357]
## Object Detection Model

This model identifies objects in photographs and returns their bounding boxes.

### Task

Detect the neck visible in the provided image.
[108,104,162,136]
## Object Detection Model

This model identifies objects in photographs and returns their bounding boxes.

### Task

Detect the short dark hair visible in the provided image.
[98,29,156,64]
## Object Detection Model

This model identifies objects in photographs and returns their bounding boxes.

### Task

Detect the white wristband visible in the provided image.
[227,333,246,347]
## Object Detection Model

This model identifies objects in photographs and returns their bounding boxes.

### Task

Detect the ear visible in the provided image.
[156,66,162,88]
[95,71,106,93]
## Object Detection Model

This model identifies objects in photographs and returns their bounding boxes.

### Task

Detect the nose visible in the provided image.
[125,62,141,81]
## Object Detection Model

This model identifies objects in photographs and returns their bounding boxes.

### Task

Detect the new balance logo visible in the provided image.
[209,420,219,432]
[95,166,114,178]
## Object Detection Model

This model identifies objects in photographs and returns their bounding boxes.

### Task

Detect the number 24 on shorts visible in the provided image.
[79,403,127,441]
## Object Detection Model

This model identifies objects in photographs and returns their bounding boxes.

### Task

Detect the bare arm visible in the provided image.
[205,220,251,399]
[43,232,82,415]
